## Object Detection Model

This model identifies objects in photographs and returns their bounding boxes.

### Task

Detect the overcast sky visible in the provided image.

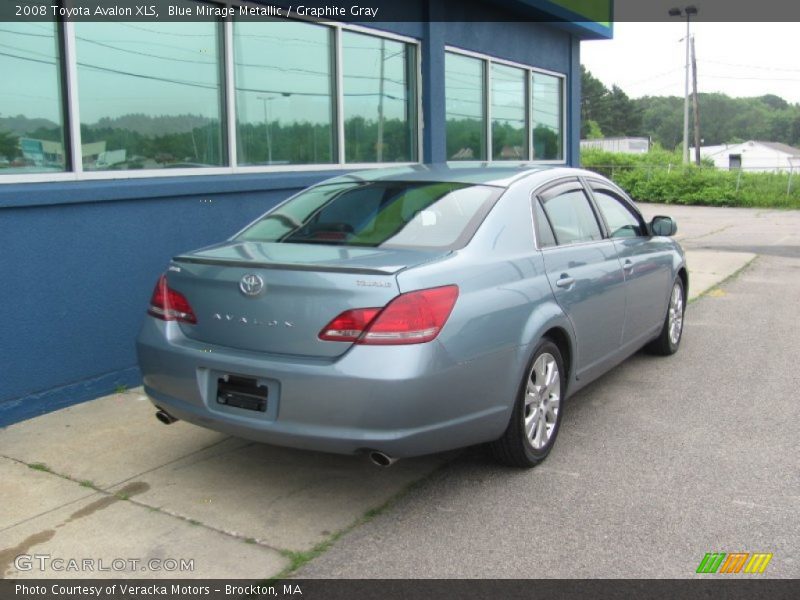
[581,22,800,105]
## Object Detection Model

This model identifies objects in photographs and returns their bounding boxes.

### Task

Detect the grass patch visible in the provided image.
[114,384,128,394]
[277,539,339,576]
[79,480,99,490]
[28,463,51,473]
[270,459,451,579]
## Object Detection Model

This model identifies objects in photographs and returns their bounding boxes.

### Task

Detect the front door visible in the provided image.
[535,180,627,379]
[588,182,673,348]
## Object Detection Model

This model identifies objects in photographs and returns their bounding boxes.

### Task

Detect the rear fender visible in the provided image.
[514,302,578,399]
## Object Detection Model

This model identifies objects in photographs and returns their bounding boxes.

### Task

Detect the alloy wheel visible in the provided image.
[524,352,561,450]
[668,282,684,345]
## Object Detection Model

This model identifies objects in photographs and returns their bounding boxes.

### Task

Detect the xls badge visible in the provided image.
[239,274,265,297]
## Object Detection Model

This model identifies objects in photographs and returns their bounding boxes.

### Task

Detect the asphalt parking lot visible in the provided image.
[298,204,800,578]
[2,204,798,579]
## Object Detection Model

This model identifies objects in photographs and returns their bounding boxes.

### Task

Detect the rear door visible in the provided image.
[534,179,627,378]
[587,180,673,347]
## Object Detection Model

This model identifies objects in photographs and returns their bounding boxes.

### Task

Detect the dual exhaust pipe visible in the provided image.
[154,410,397,467]
[367,450,398,468]
[155,409,178,425]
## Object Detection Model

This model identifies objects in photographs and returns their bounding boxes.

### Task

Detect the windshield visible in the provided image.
[236,181,504,250]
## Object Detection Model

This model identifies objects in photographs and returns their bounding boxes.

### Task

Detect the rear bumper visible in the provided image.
[136,318,514,457]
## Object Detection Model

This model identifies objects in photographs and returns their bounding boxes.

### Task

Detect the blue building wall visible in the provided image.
[0,14,582,426]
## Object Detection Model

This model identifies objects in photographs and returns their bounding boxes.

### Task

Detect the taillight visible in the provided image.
[318,308,381,342]
[318,285,458,345]
[147,274,197,324]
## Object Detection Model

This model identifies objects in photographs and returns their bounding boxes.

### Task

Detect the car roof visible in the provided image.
[318,163,578,188]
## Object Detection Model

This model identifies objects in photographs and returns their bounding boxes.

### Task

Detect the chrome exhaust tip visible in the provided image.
[368,451,397,468]
[155,409,178,425]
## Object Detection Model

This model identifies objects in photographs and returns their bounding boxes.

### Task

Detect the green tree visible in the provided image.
[0,130,17,160]
[581,67,644,138]
[605,85,642,136]
[585,120,604,139]
[580,65,611,138]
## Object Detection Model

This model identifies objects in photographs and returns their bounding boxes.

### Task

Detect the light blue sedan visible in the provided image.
[137,165,686,468]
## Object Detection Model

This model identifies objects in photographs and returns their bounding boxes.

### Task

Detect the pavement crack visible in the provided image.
[277,453,459,579]
[0,455,100,533]
[120,496,286,554]
[100,436,239,490]
[680,223,735,244]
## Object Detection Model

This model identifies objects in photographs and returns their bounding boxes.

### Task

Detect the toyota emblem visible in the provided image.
[239,273,265,297]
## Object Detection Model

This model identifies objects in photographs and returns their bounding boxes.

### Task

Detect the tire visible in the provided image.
[490,340,565,468]
[646,277,686,356]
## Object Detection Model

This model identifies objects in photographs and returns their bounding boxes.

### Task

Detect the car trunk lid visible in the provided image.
[168,241,448,358]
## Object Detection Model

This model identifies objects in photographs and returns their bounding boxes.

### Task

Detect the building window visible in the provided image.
[491,63,527,161]
[342,31,417,163]
[446,48,566,163]
[75,22,226,171]
[531,71,563,160]
[445,52,486,161]
[0,23,68,173]
[0,20,420,181]
[234,20,335,166]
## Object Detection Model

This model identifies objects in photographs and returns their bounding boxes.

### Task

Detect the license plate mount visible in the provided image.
[216,375,268,413]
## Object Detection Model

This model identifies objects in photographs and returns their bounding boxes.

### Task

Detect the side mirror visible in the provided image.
[650,215,677,237]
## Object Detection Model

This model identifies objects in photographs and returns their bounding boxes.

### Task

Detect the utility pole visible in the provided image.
[376,38,386,163]
[691,36,701,165]
[682,15,690,164]
[669,6,698,164]
[257,93,290,165]
[257,96,274,165]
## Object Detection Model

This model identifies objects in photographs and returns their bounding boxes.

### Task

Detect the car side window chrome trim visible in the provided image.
[531,178,606,249]
[530,176,579,250]
[582,177,648,240]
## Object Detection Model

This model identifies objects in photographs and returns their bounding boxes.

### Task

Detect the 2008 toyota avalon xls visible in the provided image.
[136,165,686,468]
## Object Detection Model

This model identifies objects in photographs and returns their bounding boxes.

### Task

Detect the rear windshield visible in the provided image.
[236,181,504,250]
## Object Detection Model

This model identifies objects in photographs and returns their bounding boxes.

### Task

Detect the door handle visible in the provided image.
[623,260,634,272]
[556,276,575,288]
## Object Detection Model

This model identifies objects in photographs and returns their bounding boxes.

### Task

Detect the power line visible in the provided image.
[701,74,800,83]
[699,59,800,74]
[622,67,684,88]
[1,27,411,86]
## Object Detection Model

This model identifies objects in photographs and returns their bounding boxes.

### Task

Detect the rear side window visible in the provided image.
[237,181,504,250]
[540,188,603,245]
[533,200,557,248]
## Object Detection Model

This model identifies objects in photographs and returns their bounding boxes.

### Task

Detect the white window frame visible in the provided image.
[445,45,567,164]
[0,6,423,184]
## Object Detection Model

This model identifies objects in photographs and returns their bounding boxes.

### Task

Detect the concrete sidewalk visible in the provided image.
[0,394,446,578]
[0,241,756,579]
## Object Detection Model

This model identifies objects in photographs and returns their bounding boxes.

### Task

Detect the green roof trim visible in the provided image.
[505,0,614,39]
[548,0,612,26]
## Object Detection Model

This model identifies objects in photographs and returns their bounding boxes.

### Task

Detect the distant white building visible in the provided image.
[696,140,800,172]
[580,137,650,154]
